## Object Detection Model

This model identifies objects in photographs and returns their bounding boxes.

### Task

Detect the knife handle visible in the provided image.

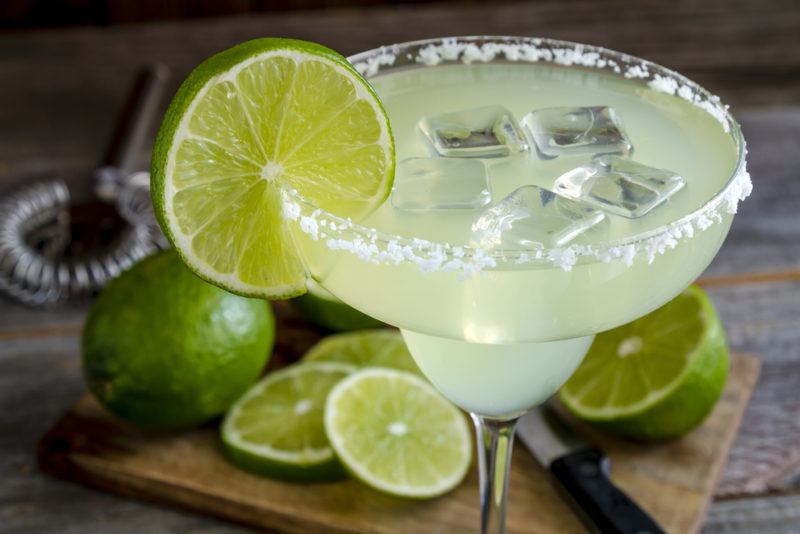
[549,448,665,534]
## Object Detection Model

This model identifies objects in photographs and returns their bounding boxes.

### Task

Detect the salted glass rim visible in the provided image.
[283,35,750,272]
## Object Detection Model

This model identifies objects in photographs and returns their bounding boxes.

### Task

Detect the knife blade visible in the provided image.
[516,403,665,534]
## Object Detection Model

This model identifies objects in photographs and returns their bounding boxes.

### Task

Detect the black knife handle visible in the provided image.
[549,448,665,534]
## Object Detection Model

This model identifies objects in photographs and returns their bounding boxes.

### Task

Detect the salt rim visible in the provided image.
[283,36,751,274]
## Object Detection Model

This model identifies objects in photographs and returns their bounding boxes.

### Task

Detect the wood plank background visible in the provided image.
[34,353,758,534]
[1,0,799,532]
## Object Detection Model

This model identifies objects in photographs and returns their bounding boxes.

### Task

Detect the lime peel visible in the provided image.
[221,361,357,480]
[82,249,274,431]
[324,368,472,498]
[152,38,394,299]
[302,329,423,376]
[291,279,383,331]
[559,285,729,441]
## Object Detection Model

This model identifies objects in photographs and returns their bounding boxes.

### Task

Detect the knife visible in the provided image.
[516,403,665,534]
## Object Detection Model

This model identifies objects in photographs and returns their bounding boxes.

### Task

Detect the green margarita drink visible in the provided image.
[152,36,750,534]
[288,39,747,417]
[282,37,749,533]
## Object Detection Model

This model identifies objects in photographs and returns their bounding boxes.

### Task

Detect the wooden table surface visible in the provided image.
[1,1,799,532]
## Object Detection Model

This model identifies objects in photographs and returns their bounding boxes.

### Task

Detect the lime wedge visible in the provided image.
[559,285,729,441]
[302,329,422,376]
[325,368,471,498]
[292,279,383,331]
[221,361,356,480]
[151,38,394,299]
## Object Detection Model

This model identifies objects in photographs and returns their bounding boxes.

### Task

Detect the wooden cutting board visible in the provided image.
[37,303,760,534]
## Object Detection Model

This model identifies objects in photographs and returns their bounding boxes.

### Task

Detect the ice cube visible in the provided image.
[522,106,632,159]
[391,158,492,210]
[418,105,528,158]
[554,155,686,218]
[471,185,605,249]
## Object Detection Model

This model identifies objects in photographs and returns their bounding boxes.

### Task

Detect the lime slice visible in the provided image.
[559,285,729,441]
[151,38,394,299]
[303,329,422,376]
[221,361,356,481]
[325,368,472,498]
[292,279,383,331]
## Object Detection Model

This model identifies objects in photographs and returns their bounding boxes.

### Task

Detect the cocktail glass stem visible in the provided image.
[471,413,519,534]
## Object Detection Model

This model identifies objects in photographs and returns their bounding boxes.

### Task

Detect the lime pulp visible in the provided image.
[151,38,394,299]
[221,361,356,481]
[559,285,729,441]
[325,368,472,497]
[302,329,423,376]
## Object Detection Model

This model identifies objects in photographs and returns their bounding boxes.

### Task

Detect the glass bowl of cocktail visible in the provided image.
[152,36,750,534]
[284,36,750,532]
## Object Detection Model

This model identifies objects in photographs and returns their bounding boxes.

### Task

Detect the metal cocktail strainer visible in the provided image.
[0,65,171,306]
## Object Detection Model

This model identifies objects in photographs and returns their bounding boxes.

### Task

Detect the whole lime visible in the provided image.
[82,249,274,430]
[291,280,382,332]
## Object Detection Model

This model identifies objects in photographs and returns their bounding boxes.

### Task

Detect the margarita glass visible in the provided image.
[284,36,750,533]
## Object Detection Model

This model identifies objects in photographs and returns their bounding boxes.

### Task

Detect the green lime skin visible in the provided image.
[220,361,356,482]
[291,290,382,331]
[150,37,394,300]
[82,249,274,430]
[221,441,346,482]
[291,295,382,331]
[561,286,729,442]
[593,323,728,441]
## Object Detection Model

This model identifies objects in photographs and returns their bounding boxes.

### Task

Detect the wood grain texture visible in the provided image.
[0,337,250,534]
[704,494,800,533]
[0,1,798,531]
[705,281,800,498]
[703,107,800,277]
[0,297,786,533]
[36,354,759,534]
[0,0,799,180]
